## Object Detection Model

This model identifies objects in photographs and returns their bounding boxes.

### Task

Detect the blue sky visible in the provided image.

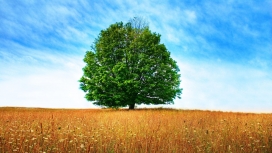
[0,0,271,113]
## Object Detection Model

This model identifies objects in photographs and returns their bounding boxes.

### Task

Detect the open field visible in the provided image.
[0,107,271,152]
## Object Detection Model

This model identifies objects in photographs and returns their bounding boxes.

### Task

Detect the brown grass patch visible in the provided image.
[0,107,271,152]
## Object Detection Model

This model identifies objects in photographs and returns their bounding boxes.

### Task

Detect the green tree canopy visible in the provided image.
[79,18,182,109]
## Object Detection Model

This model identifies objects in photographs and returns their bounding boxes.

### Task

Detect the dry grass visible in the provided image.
[0,107,271,152]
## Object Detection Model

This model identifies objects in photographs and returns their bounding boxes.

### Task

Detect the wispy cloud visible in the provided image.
[0,64,96,108]
[0,0,271,112]
[0,47,95,108]
[173,58,272,113]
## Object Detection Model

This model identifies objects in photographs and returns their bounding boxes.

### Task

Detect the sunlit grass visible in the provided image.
[0,107,271,152]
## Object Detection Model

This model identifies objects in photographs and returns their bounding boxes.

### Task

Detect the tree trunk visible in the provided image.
[129,103,135,109]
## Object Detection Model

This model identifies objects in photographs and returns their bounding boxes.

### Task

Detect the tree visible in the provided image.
[79,18,182,109]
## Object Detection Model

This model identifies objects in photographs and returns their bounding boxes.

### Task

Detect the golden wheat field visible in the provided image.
[0,107,271,153]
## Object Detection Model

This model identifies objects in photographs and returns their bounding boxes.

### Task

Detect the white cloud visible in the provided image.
[0,53,98,108]
[1,0,271,113]
[171,57,272,113]
[184,10,197,23]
